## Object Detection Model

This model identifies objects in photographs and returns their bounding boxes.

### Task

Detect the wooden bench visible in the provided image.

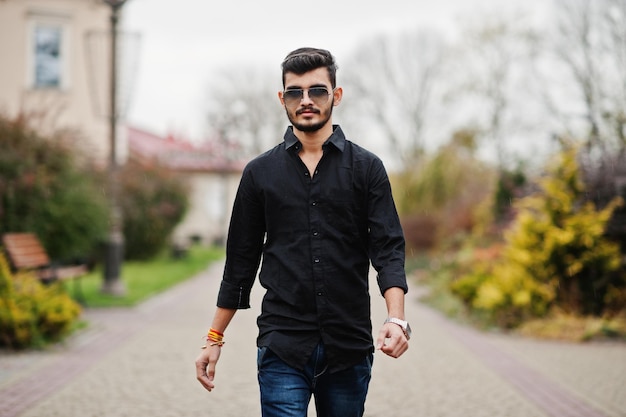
[2,233,88,302]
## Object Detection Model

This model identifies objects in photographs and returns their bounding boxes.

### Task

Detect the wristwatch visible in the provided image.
[384,317,412,340]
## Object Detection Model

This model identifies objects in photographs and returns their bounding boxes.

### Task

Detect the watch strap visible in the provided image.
[384,317,410,340]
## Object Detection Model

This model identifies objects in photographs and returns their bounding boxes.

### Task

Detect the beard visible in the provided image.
[286,103,334,132]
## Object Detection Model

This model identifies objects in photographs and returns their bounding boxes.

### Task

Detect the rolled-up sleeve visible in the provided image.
[216,166,265,309]
[366,158,408,296]
[217,279,253,309]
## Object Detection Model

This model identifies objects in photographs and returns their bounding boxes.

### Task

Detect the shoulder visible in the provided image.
[330,126,380,164]
[243,142,286,173]
[344,140,387,176]
[346,140,380,162]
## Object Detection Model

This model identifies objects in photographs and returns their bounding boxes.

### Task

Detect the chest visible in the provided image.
[263,151,366,208]
[299,151,323,177]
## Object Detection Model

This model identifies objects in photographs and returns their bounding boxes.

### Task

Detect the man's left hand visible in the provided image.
[376,322,409,358]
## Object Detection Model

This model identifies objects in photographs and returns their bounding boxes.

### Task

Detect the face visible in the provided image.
[279,67,342,133]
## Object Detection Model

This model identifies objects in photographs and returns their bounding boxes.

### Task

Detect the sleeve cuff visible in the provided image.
[216,279,251,309]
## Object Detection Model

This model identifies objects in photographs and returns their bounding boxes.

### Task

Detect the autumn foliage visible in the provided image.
[451,149,624,327]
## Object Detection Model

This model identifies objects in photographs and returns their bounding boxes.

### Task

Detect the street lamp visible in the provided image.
[101,0,129,295]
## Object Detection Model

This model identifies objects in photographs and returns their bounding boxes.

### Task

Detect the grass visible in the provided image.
[66,245,224,308]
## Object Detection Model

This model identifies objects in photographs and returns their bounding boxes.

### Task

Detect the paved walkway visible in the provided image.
[1,261,625,417]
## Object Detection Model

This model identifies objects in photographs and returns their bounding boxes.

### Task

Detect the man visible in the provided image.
[195,47,410,417]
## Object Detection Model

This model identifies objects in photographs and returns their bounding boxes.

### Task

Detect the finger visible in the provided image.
[381,334,408,358]
[195,358,215,392]
[198,375,215,392]
[381,341,398,357]
[392,339,409,357]
[376,326,391,350]
[207,359,216,380]
[376,332,387,350]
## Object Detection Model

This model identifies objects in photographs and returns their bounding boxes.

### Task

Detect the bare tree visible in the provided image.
[549,0,626,156]
[448,12,542,170]
[542,0,626,241]
[340,30,445,170]
[204,67,285,160]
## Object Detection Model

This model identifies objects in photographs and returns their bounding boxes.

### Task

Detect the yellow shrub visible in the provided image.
[451,148,623,327]
[0,253,81,348]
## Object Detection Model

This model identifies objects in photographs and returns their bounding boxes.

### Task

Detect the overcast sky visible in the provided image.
[122,0,551,140]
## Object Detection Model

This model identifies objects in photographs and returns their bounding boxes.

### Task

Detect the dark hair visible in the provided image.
[281,47,338,88]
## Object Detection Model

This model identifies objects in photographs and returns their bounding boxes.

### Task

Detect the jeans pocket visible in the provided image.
[366,352,374,372]
[257,346,269,369]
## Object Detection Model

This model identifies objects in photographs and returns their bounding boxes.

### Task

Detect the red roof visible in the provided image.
[127,126,245,173]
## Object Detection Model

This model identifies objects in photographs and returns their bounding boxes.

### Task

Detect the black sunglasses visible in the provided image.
[283,87,332,106]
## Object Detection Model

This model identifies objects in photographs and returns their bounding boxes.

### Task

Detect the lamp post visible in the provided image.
[101,0,129,295]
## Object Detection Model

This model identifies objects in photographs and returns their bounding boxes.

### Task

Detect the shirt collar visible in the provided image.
[284,125,346,152]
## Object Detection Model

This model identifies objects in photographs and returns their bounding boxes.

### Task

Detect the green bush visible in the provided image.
[119,160,189,260]
[394,129,496,252]
[0,253,81,349]
[451,148,624,327]
[0,113,190,263]
[493,167,526,222]
[0,114,108,262]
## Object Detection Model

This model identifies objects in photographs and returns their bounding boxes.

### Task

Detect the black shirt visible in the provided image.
[217,125,407,373]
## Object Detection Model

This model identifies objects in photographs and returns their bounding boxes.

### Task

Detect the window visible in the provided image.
[34,24,63,88]
[27,11,71,90]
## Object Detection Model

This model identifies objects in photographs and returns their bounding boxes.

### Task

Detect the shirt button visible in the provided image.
[311,201,317,206]
[317,292,323,296]
[312,231,318,236]
[314,258,320,263]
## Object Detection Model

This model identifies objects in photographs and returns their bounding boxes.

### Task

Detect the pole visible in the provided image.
[102,0,127,295]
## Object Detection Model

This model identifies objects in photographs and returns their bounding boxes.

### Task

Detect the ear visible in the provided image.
[278,90,285,106]
[332,87,343,106]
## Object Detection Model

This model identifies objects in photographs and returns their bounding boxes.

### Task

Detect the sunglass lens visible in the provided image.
[309,88,329,101]
[284,90,303,102]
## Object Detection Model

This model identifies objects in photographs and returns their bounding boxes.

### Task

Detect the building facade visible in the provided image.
[1,0,244,249]
[0,0,124,165]
[128,126,244,247]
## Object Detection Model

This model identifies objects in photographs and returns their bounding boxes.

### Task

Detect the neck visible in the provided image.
[293,122,334,153]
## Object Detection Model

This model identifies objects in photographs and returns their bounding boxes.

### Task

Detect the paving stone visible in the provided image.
[0,261,624,417]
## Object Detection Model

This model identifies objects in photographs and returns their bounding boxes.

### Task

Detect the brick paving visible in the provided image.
[435,310,609,417]
[0,260,624,417]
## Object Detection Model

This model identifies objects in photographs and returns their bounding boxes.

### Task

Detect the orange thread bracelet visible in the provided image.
[207,328,224,342]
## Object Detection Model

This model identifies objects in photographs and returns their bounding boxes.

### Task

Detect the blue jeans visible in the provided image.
[257,343,373,417]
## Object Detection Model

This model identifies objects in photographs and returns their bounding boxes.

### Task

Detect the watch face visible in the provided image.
[406,322,412,337]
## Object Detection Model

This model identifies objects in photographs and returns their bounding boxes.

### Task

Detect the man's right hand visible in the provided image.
[195,344,222,392]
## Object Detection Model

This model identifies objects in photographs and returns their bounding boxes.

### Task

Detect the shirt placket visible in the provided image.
[306,156,328,329]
